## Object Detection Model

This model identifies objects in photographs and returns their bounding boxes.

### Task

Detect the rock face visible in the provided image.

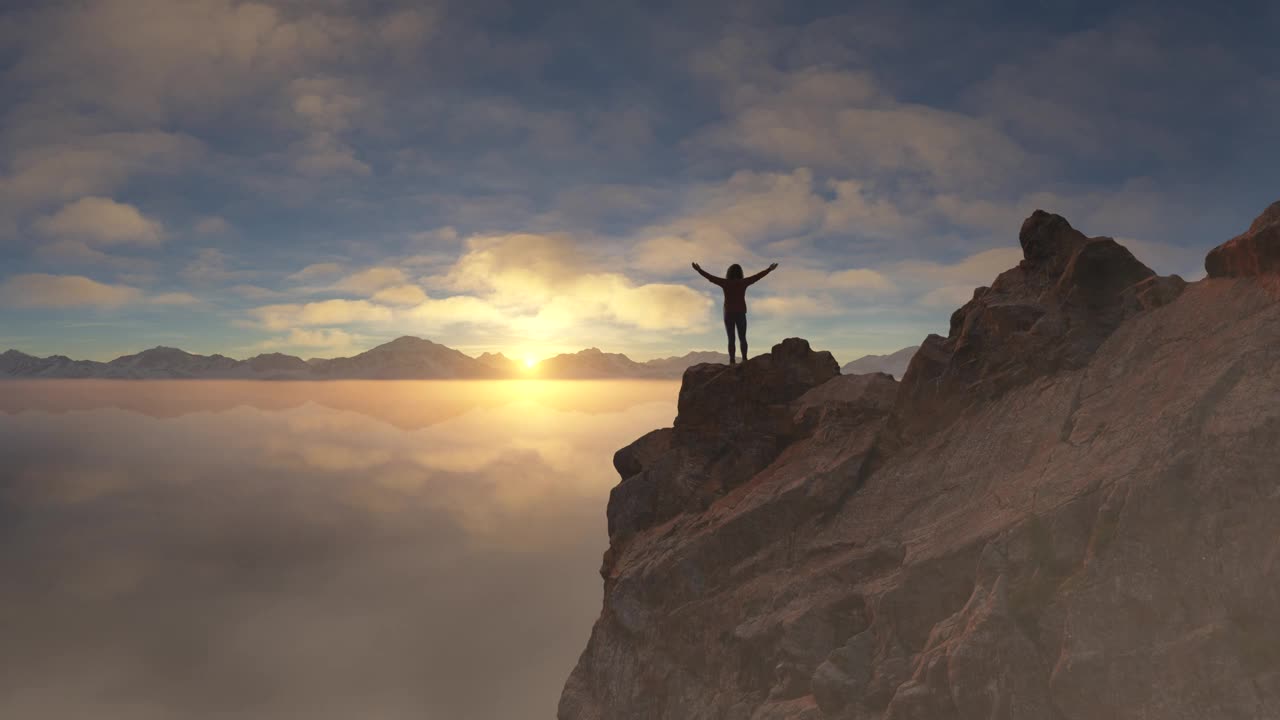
[560,205,1280,720]
[894,210,1171,437]
[1205,199,1280,277]
[840,347,919,380]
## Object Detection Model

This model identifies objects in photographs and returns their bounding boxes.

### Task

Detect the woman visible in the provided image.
[692,261,778,365]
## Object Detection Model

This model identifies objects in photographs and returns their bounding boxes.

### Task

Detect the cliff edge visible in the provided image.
[560,204,1280,720]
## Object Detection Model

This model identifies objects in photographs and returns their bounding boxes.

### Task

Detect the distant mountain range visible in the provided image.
[0,336,735,380]
[839,345,919,379]
[1,336,923,381]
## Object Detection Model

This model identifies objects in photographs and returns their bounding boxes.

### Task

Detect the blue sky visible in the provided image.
[1,0,1277,363]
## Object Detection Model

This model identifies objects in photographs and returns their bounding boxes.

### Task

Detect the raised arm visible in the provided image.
[691,262,726,287]
[744,262,779,285]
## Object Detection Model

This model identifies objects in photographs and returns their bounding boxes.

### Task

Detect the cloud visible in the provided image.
[193,216,232,235]
[822,179,921,238]
[0,273,206,309]
[0,132,203,217]
[34,239,159,272]
[288,263,346,282]
[182,248,258,283]
[334,267,409,294]
[251,299,394,330]
[8,1,434,125]
[36,197,164,245]
[0,273,143,308]
[629,169,931,275]
[888,247,1024,290]
[414,232,714,335]
[630,169,828,273]
[371,285,429,306]
[250,327,364,357]
[148,292,200,306]
[917,285,984,309]
[750,295,842,318]
[230,284,289,300]
[282,328,359,348]
[404,295,511,330]
[409,227,460,245]
[700,65,1030,190]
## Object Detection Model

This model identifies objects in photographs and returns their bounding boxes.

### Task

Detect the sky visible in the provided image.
[1,0,1277,363]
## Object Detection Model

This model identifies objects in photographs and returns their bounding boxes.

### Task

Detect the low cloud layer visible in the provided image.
[0,380,676,720]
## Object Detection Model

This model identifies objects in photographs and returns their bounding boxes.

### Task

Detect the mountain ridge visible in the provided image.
[839,346,919,379]
[558,202,1280,719]
[0,336,733,380]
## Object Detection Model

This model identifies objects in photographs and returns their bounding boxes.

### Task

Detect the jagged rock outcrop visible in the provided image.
[560,203,1280,720]
[1205,199,1280,277]
[894,210,1177,437]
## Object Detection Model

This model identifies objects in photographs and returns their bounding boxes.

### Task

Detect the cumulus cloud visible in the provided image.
[36,197,164,245]
[288,263,346,282]
[334,267,409,294]
[0,273,193,309]
[251,299,394,330]
[751,295,842,318]
[0,274,143,308]
[250,327,365,357]
[8,0,434,125]
[700,64,1030,190]
[371,285,429,306]
[889,248,1023,288]
[631,169,826,273]
[0,132,203,218]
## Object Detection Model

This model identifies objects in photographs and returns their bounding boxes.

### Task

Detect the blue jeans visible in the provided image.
[724,312,747,362]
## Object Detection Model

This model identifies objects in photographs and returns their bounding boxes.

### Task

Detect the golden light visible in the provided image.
[523,356,538,369]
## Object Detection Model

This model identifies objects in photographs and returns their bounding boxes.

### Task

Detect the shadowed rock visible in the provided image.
[894,210,1162,437]
[1205,200,1280,277]
[604,338,844,547]
[561,203,1280,720]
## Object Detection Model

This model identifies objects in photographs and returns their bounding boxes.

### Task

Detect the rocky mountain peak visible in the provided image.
[562,200,1280,720]
[1018,209,1088,276]
[378,335,434,350]
[896,209,1167,437]
[1205,199,1280,278]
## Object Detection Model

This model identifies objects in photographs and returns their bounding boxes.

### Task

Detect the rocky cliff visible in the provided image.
[560,205,1280,720]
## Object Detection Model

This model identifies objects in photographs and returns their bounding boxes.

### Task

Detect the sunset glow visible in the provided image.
[0,1,1263,366]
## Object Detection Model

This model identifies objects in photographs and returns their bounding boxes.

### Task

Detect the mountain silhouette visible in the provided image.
[1,337,729,380]
[839,345,919,379]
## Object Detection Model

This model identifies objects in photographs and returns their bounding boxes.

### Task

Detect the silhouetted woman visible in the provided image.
[692,261,778,365]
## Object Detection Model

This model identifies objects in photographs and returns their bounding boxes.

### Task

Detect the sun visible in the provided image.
[523,356,538,369]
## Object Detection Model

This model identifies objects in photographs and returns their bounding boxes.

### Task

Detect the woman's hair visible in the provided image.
[727,263,744,280]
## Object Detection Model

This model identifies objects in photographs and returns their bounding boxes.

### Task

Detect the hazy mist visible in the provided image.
[0,380,677,719]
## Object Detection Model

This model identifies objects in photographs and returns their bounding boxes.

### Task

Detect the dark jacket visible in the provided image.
[695,267,771,314]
